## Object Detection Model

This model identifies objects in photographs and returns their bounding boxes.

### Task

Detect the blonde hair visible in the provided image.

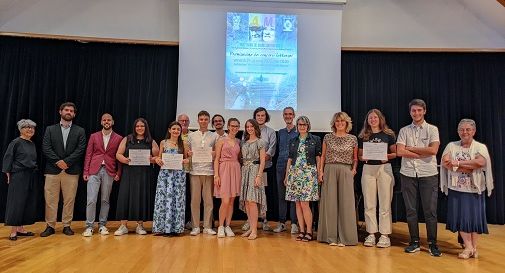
[330,112,352,133]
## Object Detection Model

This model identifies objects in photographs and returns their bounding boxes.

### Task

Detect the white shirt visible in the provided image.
[188,130,218,175]
[101,131,112,165]
[397,121,439,177]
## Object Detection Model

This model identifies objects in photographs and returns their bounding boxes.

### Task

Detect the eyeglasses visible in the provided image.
[458,128,474,132]
[228,125,240,128]
[297,123,308,127]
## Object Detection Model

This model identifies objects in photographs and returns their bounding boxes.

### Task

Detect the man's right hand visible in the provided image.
[83,175,89,181]
[56,160,69,170]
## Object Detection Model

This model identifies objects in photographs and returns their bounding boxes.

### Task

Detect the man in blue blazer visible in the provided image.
[40,102,86,237]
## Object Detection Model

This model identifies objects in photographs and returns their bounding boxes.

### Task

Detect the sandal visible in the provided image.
[17,231,34,236]
[296,232,305,241]
[9,234,17,241]
[302,233,313,242]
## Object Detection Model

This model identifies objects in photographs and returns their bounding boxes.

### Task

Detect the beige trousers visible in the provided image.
[44,172,79,227]
[190,175,214,229]
[361,164,394,234]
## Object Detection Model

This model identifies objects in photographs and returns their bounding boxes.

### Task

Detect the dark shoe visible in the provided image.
[9,234,17,241]
[63,226,75,236]
[17,231,35,237]
[302,233,313,242]
[295,232,305,241]
[40,226,55,237]
[429,243,442,257]
[404,241,420,253]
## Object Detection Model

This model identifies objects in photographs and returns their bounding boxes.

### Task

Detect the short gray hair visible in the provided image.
[296,116,311,131]
[17,119,36,131]
[458,118,476,130]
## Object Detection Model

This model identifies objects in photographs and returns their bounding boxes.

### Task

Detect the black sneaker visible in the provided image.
[40,226,55,237]
[429,243,442,257]
[404,241,420,253]
[63,226,75,236]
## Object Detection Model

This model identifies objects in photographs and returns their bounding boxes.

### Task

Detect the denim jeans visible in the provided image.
[86,166,114,228]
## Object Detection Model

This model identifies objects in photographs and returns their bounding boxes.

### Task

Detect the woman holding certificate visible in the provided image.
[214,118,241,238]
[115,118,159,236]
[153,121,189,236]
[317,112,358,246]
[284,116,321,242]
[440,119,493,259]
[239,119,267,240]
[358,109,397,248]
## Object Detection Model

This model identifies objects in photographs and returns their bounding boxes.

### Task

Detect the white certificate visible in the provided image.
[362,142,388,161]
[128,149,151,166]
[192,146,213,163]
[161,153,183,170]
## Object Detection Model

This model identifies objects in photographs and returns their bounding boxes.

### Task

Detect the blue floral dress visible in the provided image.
[152,147,186,234]
[285,138,319,201]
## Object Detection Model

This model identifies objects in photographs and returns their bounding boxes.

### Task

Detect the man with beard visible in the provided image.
[41,102,86,237]
[212,114,227,139]
[82,113,123,237]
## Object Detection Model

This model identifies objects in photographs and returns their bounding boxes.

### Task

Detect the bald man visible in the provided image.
[82,113,123,237]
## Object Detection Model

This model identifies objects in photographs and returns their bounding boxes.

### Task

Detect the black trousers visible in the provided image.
[400,174,439,244]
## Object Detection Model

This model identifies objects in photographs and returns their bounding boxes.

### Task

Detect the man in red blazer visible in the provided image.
[82,113,123,237]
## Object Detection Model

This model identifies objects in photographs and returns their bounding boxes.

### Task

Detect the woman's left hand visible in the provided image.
[351,168,357,176]
[254,176,262,187]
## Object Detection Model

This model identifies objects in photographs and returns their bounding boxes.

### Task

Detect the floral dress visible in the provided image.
[285,138,319,201]
[152,146,186,234]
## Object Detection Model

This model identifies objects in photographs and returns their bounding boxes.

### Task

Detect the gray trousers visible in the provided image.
[276,163,297,224]
[400,174,438,244]
[86,166,114,228]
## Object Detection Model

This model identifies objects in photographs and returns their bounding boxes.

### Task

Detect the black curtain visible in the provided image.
[0,36,179,222]
[341,52,505,224]
[1,36,504,224]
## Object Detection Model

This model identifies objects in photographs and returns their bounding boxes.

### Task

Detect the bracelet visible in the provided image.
[456,161,460,167]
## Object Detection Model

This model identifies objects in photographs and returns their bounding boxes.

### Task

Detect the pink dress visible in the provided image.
[214,138,241,198]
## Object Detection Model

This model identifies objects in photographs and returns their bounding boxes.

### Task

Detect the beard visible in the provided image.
[61,114,74,121]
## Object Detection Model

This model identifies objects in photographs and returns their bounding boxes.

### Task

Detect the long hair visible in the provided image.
[127,118,153,144]
[165,121,184,154]
[244,119,261,141]
[358,109,395,141]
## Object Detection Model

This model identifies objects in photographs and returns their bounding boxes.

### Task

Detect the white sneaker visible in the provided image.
[376,235,391,248]
[98,226,109,235]
[190,227,201,236]
[291,223,299,234]
[135,224,147,235]
[241,221,250,231]
[273,223,286,233]
[364,234,376,247]
[262,220,272,231]
[82,227,93,237]
[224,226,235,237]
[217,226,225,238]
[114,225,128,236]
[203,228,217,235]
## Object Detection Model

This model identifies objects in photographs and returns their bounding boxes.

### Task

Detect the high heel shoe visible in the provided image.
[473,248,478,258]
[247,233,257,240]
[458,249,474,259]
[241,229,252,237]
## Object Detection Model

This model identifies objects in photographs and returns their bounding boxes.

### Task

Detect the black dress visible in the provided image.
[116,138,154,221]
[2,138,38,226]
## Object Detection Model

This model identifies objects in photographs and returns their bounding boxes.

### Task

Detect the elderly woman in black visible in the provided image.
[2,119,38,240]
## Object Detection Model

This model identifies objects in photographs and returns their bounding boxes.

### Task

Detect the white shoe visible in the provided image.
[82,227,93,237]
[376,235,391,248]
[273,223,286,233]
[217,226,225,238]
[135,224,147,235]
[98,226,109,235]
[203,228,217,235]
[291,223,299,234]
[224,226,235,237]
[241,221,250,231]
[262,221,272,231]
[114,225,128,236]
[364,234,376,247]
[190,227,201,236]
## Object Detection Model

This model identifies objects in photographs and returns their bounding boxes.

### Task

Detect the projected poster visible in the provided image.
[225,13,298,110]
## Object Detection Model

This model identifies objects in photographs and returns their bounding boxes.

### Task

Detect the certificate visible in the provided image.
[161,153,183,170]
[192,146,212,163]
[362,142,388,161]
[128,149,151,166]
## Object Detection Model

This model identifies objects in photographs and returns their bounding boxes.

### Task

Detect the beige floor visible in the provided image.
[0,221,503,273]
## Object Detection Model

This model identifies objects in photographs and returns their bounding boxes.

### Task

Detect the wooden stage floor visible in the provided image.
[1,221,503,273]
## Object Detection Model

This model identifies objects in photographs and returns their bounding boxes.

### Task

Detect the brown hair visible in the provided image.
[244,119,261,141]
[358,109,395,141]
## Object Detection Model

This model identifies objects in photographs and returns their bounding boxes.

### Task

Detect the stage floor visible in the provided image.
[1,221,503,273]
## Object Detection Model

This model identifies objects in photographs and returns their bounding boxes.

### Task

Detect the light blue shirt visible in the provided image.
[60,122,72,150]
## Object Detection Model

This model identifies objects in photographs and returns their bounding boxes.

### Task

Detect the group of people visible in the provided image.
[2,99,493,259]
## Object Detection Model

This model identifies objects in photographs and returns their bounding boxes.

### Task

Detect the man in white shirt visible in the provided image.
[188,110,218,235]
[397,99,441,257]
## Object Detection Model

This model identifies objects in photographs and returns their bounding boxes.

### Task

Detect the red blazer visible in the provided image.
[83,131,123,178]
